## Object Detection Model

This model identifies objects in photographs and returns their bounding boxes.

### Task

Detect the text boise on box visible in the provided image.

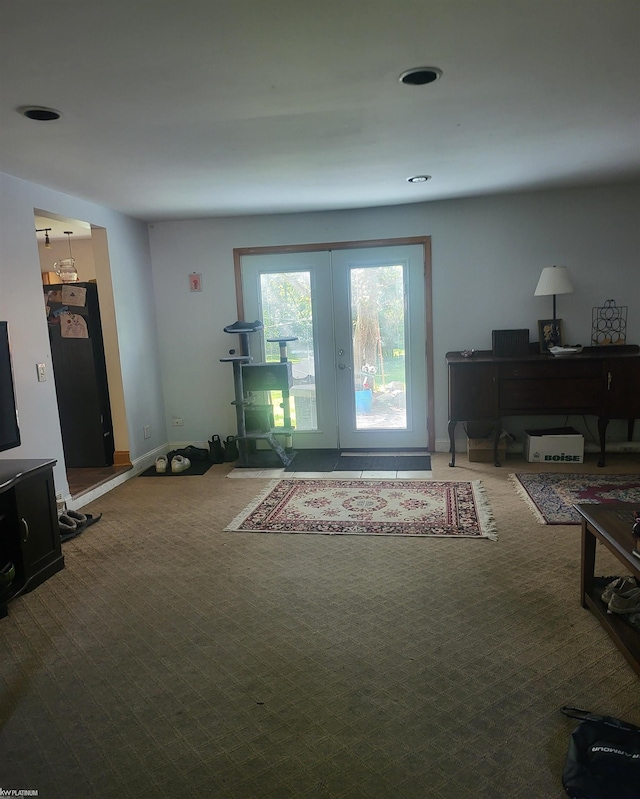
[524,427,584,463]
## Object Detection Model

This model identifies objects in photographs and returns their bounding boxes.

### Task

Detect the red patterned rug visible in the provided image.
[225,479,497,539]
[511,473,640,524]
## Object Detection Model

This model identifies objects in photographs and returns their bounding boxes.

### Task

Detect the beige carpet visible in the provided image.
[1,453,639,798]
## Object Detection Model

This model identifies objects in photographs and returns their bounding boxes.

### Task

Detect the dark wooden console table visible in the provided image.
[446,345,640,466]
[0,459,64,617]
[575,503,640,678]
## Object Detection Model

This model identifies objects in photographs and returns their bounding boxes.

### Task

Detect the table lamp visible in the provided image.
[534,265,574,347]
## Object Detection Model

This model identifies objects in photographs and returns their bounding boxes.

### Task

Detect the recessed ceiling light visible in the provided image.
[399,67,442,86]
[18,106,61,121]
[407,175,431,183]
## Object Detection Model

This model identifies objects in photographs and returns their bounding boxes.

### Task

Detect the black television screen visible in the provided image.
[0,321,21,452]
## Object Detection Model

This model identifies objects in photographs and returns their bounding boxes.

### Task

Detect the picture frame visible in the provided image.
[538,318,563,352]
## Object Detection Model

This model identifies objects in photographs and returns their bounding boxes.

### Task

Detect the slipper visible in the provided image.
[66,509,87,525]
[59,512,103,543]
[58,514,77,532]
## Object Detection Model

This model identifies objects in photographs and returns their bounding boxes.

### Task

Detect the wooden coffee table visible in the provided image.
[575,502,640,678]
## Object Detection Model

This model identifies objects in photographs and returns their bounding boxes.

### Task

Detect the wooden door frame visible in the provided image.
[233,236,435,453]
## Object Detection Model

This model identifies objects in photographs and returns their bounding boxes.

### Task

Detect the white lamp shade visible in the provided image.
[534,265,574,296]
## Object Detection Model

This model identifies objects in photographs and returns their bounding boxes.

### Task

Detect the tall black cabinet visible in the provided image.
[44,282,115,467]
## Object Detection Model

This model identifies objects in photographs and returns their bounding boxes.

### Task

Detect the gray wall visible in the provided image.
[0,172,166,495]
[1,172,637,503]
[149,181,640,449]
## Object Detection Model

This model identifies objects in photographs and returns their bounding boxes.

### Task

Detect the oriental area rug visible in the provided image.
[510,473,640,525]
[225,479,497,539]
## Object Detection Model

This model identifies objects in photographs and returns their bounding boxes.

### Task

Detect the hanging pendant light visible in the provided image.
[36,227,52,248]
[54,231,79,283]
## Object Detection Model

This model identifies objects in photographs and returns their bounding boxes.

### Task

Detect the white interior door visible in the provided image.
[240,243,427,450]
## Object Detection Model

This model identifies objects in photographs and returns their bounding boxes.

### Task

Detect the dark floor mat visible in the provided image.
[283,451,431,472]
[60,513,103,543]
[284,450,340,472]
[139,460,214,477]
[335,455,431,471]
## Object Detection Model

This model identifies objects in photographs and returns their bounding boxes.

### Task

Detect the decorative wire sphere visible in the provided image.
[591,299,627,345]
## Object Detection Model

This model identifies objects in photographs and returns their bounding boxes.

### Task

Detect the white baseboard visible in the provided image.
[66,442,170,511]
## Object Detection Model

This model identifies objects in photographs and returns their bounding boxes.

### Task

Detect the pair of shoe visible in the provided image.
[166,449,193,473]
[601,576,640,629]
[58,509,87,532]
[155,454,191,474]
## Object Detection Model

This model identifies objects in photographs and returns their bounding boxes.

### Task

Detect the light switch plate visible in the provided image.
[37,363,46,382]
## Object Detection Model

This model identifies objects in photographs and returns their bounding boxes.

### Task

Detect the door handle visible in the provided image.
[338,363,352,371]
[20,517,29,543]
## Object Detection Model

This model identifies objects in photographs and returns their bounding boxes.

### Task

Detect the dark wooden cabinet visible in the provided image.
[498,358,604,414]
[449,361,498,421]
[0,459,64,617]
[446,345,640,466]
[576,503,640,677]
[45,282,114,467]
[606,359,640,419]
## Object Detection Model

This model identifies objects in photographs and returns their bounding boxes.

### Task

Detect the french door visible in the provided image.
[240,243,428,450]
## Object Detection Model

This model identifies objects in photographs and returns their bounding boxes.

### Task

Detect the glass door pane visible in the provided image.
[241,250,338,449]
[259,271,316,431]
[350,264,407,431]
[332,244,426,450]
[241,244,427,452]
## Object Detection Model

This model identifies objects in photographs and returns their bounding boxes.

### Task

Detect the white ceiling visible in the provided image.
[34,213,92,242]
[2,1,639,223]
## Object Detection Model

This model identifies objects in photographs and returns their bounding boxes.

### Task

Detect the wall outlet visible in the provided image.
[143,425,151,439]
[172,418,183,427]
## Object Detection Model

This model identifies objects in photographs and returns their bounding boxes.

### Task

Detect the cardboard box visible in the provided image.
[524,427,584,463]
[467,437,507,463]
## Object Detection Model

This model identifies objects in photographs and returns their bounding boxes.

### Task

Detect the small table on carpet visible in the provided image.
[575,502,640,678]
